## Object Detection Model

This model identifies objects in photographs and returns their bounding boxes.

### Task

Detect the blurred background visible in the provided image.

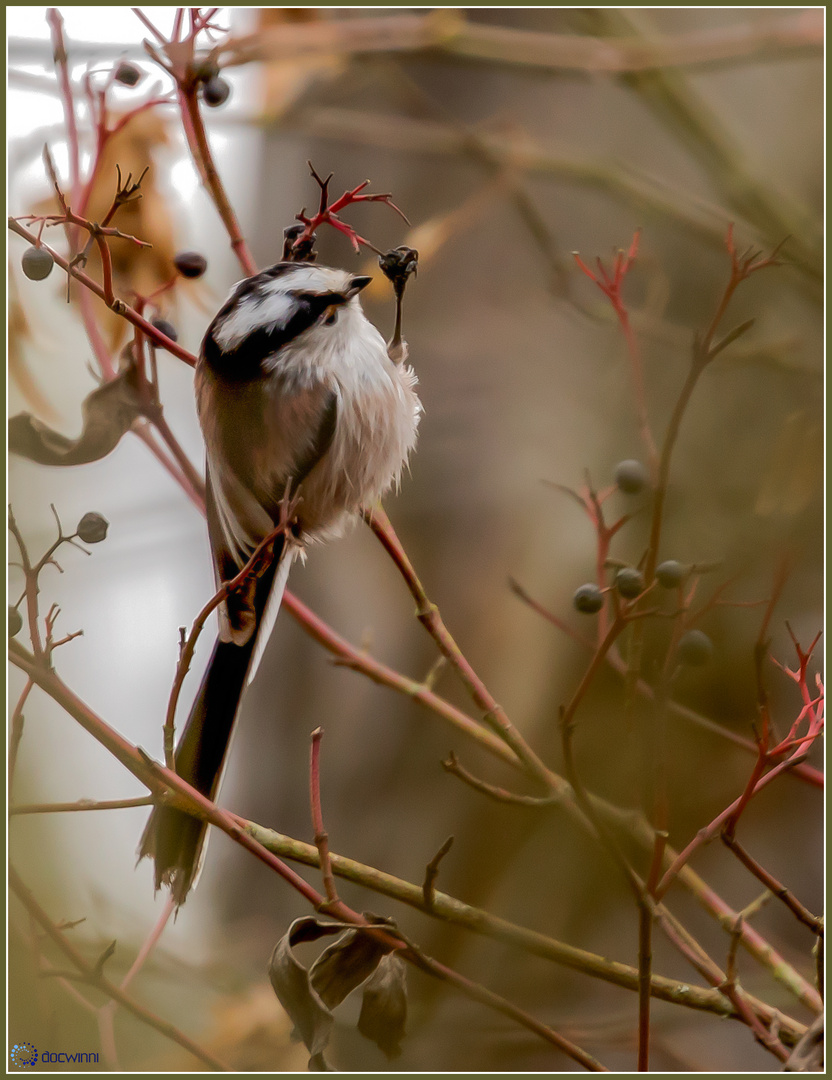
[8,7,823,1072]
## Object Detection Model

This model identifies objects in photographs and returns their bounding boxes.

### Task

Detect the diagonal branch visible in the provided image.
[10,864,231,1071]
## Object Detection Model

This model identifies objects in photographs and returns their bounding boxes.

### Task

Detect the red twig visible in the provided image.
[8,639,607,1069]
[656,634,823,903]
[131,8,167,45]
[138,407,206,505]
[97,893,177,1063]
[178,87,258,276]
[163,520,289,767]
[644,226,783,586]
[442,751,558,806]
[9,218,197,367]
[46,9,81,203]
[288,587,524,767]
[131,422,205,512]
[364,507,555,788]
[309,728,339,906]
[290,161,410,257]
[574,231,658,475]
[561,614,629,729]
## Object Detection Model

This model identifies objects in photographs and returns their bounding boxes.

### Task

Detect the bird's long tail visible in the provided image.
[139,545,288,905]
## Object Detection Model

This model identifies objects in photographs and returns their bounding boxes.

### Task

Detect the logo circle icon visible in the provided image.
[10,1043,38,1068]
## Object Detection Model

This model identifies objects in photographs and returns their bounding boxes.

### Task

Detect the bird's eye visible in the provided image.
[322,307,338,327]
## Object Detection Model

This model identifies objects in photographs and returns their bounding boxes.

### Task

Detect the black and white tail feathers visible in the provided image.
[138,543,287,904]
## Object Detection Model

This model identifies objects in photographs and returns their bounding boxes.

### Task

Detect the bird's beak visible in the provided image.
[346,275,373,299]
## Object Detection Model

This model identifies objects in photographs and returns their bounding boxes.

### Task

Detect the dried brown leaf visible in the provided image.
[9,363,144,466]
[357,953,408,1059]
[267,916,344,1066]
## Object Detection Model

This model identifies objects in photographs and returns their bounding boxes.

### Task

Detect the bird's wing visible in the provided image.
[204,376,339,647]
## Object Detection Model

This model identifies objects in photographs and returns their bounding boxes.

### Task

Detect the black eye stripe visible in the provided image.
[202,291,347,376]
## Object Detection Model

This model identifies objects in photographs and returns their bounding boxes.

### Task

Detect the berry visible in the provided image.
[76,512,109,544]
[8,607,23,637]
[114,61,141,86]
[22,247,54,281]
[615,459,649,495]
[173,251,208,279]
[573,583,604,614]
[152,318,178,345]
[615,567,644,599]
[202,75,230,107]
[677,629,713,667]
[656,560,685,588]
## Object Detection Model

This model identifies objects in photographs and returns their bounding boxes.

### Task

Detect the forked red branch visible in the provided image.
[290,161,411,257]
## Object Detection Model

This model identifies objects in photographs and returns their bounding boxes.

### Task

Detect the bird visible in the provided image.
[139,259,421,903]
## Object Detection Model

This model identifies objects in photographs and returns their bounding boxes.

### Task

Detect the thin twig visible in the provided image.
[365,507,554,788]
[422,835,454,910]
[177,88,257,276]
[8,679,33,798]
[718,916,790,1063]
[131,422,205,513]
[8,643,609,1066]
[8,218,197,367]
[721,832,823,936]
[46,9,80,202]
[10,864,231,1071]
[242,819,808,1043]
[97,893,177,1059]
[442,751,559,806]
[163,521,289,766]
[10,796,154,816]
[309,727,338,907]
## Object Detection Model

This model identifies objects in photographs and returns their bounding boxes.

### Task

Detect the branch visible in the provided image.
[46,9,80,201]
[4,642,610,1064]
[720,832,823,936]
[242,818,808,1045]
[509,577,822,787]
[365,507,555,787]
[309,727,338,907]
[8,218,197,367]
[221,11,822,76]
[442,751,558,807]
[10,864,231,1071]
[10,796,154,816]
[279,589,821,1012]
[177,87,257,276]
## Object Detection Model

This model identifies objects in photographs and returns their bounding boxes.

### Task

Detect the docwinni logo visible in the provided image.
[10,1045,100,1068]
[10,1044,38,1068]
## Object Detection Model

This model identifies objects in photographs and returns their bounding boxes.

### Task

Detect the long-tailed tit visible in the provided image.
[140,259,421,903]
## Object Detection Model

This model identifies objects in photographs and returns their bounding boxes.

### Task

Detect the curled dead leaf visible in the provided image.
[267,914,407,1069]
[9,361,144,466]
[357,953,408,1059]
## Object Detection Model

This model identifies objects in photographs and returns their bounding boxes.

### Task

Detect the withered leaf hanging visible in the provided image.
[9,360,145,467]
[357,952,408,1059]
[268,914,406,1069]
[309,924,392,1009]
[268,917,344,1069]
